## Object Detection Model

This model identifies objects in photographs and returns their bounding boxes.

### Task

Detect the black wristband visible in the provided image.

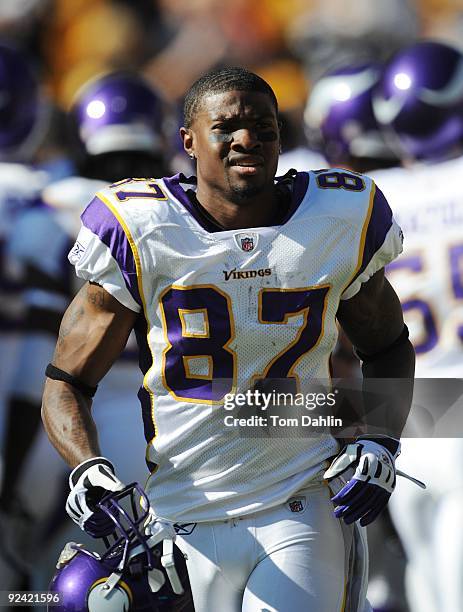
[45,363,98,398]
[354,324,409,363]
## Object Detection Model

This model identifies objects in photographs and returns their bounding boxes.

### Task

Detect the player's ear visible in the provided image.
[180,127,195,158]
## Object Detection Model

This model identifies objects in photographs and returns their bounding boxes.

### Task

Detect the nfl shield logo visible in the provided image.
[241,237,254,252]
[288,497,306,513]
[234,232,258,252]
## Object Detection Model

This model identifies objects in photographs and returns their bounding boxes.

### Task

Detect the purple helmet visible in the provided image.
[49,484,190,612]
[0,44,45,161]
[72,73,164,157]
[373,41,463,160]
[304,63,395,164]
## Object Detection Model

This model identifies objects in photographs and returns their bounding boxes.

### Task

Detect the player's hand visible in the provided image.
[323,436,400,526]
[66,457,125,537]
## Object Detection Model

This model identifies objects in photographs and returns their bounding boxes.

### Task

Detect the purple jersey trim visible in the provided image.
[134,314,152,376]
[350,185,394,285]
[81,195,142,306]
[163,174,220,232]
[138,386,156,455]
[134,315,157,451]
[279,171,310,224]
[163,172,310,232]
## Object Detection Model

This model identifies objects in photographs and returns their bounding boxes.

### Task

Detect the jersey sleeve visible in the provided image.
[68,195,142,312]
[341,184,403,300]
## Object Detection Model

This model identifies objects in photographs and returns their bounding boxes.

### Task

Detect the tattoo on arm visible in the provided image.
[53,283,113,363]
[43,281,138,466]
[54,299,85,362]
[87,282,106,308]
[41,380,100,467]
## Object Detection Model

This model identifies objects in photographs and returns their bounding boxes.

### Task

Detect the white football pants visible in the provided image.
[176,483,371,612]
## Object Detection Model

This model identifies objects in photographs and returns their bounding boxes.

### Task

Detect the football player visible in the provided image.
[0,42,56,589]
[371,40,463,612]
[304,62,400,173]
[0,42,50,421]
[42,67,415,611]
[3,72,174,590]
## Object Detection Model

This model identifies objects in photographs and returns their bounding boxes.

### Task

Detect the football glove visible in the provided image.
[324,436,425,526]
[66,457,125,537]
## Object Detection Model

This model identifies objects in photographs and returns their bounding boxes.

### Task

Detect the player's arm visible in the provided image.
[42,280,142,537]
[41,280,138,468]
[336,266,415,436]
[326,268,418,526]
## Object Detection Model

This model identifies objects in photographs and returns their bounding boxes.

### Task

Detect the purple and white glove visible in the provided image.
[66,457,125,537]
[324,436,401,526]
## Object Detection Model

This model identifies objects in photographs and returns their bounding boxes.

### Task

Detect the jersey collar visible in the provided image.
[162,170,310,233]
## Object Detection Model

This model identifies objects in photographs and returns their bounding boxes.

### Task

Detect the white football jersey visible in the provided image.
[69,170,403,522]
[0,163,51,426]
[371,156,463,378]
[0,163,50,324]
[0,162,49,237]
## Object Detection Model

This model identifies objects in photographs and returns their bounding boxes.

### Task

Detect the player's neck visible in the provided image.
[195,183,280,230]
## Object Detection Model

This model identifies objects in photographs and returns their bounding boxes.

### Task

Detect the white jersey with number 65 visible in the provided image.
[372,156,463,379]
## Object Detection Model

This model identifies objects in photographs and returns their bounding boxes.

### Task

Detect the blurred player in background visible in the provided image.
[371,40,463,612]
[0,42,56,589]
[305,61,408,612]
[304,62,399,174]
[0,42,50,401]
[1,71,174,592]
[306,40,463,612]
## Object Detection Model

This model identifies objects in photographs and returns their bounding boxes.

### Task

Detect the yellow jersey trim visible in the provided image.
[95,192,158,465]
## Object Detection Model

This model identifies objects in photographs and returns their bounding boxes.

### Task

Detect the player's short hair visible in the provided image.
[183,67,278,128]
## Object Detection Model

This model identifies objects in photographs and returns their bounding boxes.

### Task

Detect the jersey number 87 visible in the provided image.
[159,284,330,403]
